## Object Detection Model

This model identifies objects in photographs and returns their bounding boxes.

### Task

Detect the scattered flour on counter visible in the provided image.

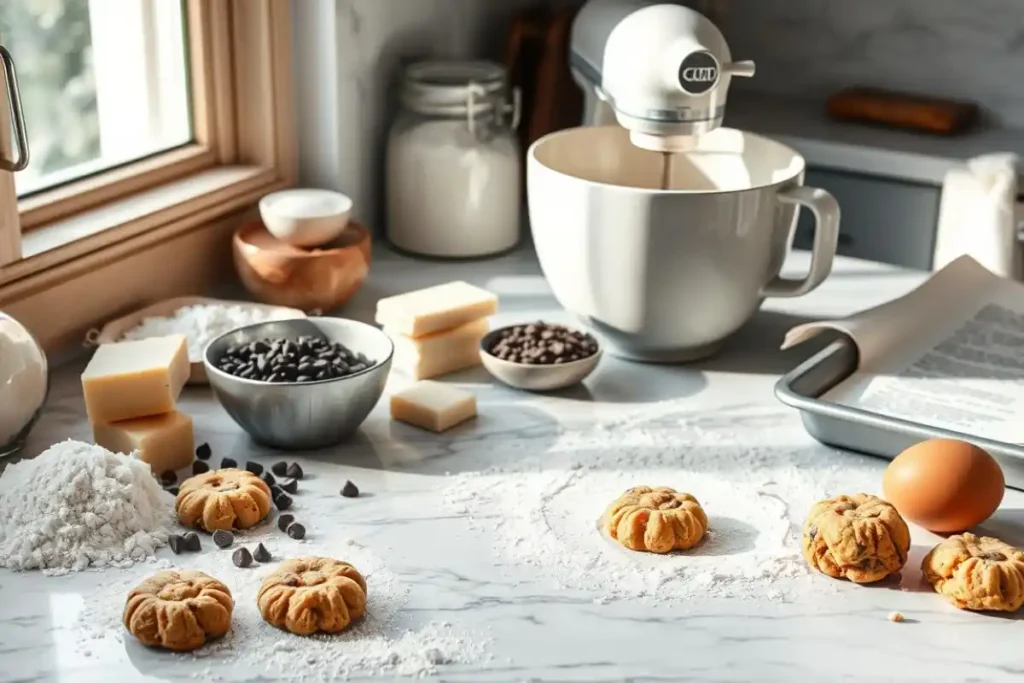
[120,304,295,361]
[76,532,490,680]
[0,440,175,575]
[444,415,882,604]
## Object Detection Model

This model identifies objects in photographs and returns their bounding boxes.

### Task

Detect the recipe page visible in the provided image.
[820,264,1024,444]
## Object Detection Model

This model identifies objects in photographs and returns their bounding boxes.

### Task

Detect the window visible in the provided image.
[1,0,192,198]
[0,0,296,352]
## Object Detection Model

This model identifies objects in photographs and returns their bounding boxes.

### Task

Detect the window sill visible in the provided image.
[8,165,271,283]
[0,166,289,352]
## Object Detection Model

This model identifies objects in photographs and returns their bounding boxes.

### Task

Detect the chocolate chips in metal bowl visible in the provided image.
[480,322,602,392]
[214,335,375,383]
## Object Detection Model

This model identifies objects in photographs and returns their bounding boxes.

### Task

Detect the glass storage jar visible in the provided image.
[386,60,521,258]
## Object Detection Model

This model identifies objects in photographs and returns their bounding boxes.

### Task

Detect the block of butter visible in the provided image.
[93,410,195,473]
[390,381,476,433]
[82,334,190,424]
[388,318,488,380]
[375,281,497,338]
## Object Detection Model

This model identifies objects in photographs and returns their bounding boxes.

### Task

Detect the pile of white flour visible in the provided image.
[120,303,294,361]
[0,440,175,575]
[444,412,882,603]
[77,533,489,680]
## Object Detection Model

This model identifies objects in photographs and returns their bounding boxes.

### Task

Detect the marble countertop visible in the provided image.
[3,245,1024,682]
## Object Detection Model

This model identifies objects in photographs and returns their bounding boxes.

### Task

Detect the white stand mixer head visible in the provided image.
[571,0,755,152]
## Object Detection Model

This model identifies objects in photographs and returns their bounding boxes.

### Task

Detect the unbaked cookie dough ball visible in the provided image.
[922,533,1024,612]
[802,493,910,583]
[257,557,367,635]
[601,485,708,554]
[176,468,272,532]
[123,570,233,651]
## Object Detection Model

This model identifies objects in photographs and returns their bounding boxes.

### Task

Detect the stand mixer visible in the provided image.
[570,0,755,173]
[526,0,839,363]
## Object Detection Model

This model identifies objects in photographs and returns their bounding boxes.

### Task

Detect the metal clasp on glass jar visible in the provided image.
[398,60,521,143]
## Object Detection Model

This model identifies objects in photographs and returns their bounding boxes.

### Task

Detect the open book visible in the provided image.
[783,255,1024,445]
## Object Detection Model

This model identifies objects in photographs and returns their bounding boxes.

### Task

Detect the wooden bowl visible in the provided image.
[233,221,371,312]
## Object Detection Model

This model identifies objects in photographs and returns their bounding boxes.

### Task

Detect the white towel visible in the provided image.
[933,152,1020,279]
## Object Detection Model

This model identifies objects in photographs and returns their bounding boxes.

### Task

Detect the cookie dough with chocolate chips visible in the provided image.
[257,557,367,635]
[601,485,708,554]
[922,533,1024,612]
[123,570,233,652]
[802,493,910,583]
[176,468,273,532]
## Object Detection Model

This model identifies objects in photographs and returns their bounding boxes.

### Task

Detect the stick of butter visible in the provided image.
[390,381,476,433]
[388,318,488,380]
[375,281,497,338]
[82,334,190,424]
[93,410,194,473]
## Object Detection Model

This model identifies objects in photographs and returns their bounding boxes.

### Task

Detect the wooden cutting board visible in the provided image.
[826,86,979,136]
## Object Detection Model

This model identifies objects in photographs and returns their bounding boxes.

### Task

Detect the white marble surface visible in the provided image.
[3,246,1024,682]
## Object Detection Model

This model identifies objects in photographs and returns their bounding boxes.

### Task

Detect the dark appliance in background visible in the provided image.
[504,5,584,182]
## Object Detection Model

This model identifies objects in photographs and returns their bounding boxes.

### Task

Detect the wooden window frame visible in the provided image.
[0,0,296,352]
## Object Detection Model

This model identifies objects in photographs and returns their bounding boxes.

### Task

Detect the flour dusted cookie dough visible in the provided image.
[123,570,233,651]
[257,557,367,635]
[802,493,910,583]
[922,533,1024,612]
[601,486,708,554]
[176,468,272,531]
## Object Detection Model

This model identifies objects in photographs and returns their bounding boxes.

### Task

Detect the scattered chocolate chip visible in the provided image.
[261,471,276,487]
[253,543,272,562]
[192,460,210,475]
[277,513,295,532]
[183,532,201,552]
[196,443,212,460]
[213,530,234,548]
[160,470,177,486]
[341,480,359,498]
[167,486,179,496]
[168,534,185,554]
[232,547,253,568]
[486,322,598,365]
[280,478,299,494]
[271,461,288,477]
[285,462,304,480]
[246,461,264,476]
[274,493,293,511]
[286,523,306,540]
[221,457,237,469]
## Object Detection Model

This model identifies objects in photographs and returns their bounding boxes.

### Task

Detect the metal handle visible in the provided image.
[0,45,29,172]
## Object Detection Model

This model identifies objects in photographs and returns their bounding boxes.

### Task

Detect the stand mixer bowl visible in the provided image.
[526,125,840,363]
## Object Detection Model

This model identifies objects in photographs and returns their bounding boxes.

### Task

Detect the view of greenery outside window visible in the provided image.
[0,0,192,199]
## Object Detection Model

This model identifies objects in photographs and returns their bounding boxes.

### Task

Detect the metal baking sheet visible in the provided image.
[774,336,1024,491]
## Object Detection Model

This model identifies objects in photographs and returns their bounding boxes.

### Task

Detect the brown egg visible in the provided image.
[883,439,1004,533]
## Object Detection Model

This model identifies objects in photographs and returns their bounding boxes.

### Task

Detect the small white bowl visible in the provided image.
[479,324,602,392]
[258,188,353,248]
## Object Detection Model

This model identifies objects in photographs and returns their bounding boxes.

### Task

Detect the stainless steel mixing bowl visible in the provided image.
[204,317,393,450]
